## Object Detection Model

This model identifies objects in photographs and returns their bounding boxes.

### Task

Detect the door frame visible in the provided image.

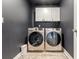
[74,0,77,59]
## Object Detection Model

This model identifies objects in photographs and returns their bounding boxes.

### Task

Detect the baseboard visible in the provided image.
[64,48,73,59]
[13,52,23,59]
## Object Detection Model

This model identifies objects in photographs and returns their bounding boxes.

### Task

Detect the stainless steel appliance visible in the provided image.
[45,28,63,51]
[28,28,44,51]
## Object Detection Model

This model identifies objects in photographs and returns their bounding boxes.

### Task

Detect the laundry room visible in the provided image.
[2,0,75,59]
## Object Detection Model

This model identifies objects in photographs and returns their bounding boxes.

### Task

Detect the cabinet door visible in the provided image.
[43,8,52,21]
[35,8,44,21]
[35,8,52,21]
[51,8,60,21]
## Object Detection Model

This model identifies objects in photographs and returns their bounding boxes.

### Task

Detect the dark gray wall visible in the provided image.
[29,0,62,5]
[60,0,73,57]
[2,0,31,59]
[2,0,74,59]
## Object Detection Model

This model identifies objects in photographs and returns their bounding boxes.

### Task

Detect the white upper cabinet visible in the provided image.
[35,7,60,21]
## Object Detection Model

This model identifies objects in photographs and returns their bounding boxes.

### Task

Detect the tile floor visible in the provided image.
[21,45,69,59]
[22,52,68,59]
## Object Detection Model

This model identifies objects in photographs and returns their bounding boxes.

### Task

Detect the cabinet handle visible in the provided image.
[72,29,77,33]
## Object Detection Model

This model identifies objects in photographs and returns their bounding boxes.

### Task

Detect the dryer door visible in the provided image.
[29,32,43,47]
[47,32,61,46]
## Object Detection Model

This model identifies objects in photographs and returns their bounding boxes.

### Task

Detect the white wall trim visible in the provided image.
[64,48,73,59]
[13,52,23,59]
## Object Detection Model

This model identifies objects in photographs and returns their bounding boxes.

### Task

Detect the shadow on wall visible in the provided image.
[60,0,73,57]
[2,0,31,59]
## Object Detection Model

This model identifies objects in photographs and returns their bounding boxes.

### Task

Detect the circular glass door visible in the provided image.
[29,32,43,47]
[47,32,61,46]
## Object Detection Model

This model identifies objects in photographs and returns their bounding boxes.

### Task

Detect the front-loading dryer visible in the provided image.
[45,28,63,52]
[28,28,44,51]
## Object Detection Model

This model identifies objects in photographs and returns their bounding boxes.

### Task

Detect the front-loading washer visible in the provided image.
[28,27,44,51]
[45,28,63,52]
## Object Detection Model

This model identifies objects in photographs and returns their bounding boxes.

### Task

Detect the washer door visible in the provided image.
[47,32,61,46]
[29,32,43,47]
